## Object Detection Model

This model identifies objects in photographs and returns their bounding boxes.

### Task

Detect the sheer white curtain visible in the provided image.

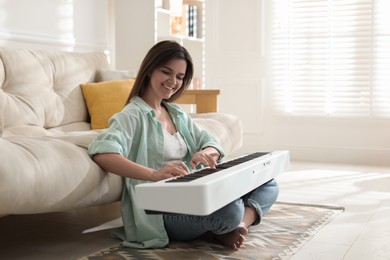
[272,0,390,117]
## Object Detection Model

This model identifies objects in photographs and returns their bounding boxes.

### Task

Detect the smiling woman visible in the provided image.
[126,40,194,104]
[87,40,279,250]
[146,58,187,107]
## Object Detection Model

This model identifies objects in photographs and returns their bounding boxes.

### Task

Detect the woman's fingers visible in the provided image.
[172,161,190,172]
[165,161,189,176]
[206,152,220,168]
[191,152,220,169]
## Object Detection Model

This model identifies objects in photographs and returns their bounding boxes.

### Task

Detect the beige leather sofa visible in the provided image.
[0,47,242,216]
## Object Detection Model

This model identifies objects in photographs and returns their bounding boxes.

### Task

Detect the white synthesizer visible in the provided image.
[135,151,290,215]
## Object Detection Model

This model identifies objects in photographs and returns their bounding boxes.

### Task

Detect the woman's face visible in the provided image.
[148,58,187,100]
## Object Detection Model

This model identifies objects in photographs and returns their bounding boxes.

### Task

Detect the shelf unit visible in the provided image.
[155,0,205,89]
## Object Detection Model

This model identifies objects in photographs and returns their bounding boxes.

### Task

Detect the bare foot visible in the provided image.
[215,225,249,249]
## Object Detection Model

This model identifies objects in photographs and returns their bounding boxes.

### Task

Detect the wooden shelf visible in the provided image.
[176,89,220,113]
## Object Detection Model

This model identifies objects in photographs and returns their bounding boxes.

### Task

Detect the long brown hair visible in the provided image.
[127,40,194,104]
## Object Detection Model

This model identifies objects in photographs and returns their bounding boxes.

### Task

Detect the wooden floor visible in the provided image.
[277,162,390,260]
[0,161,389,260]
[0,202,121,260]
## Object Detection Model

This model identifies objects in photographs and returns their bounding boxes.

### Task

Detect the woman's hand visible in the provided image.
[190,150,220,169]
[152,161,190,181]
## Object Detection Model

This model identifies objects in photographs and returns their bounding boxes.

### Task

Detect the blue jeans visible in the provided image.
[163,178,279,241]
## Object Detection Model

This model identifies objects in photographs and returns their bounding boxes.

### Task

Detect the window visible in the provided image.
[272,0,390,117]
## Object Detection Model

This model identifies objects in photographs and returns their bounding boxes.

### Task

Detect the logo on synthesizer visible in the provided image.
[263,160,271,167]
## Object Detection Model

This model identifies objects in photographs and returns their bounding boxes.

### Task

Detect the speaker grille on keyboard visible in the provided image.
[166,152,270,183]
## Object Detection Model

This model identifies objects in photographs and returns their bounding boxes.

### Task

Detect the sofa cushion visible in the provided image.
[190,113,243,157]
[0,48,109,133]
[0,136,122,215]
[81,79,135,129]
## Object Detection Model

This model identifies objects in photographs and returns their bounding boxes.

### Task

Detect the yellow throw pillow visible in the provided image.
[81,79,135,129]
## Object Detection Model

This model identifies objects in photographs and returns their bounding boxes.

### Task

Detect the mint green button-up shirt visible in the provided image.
[88,96,224,248]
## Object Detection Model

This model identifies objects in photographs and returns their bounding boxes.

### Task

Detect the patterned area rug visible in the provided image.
[79,202,344,260]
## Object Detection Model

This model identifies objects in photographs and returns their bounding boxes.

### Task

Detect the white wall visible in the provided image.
[0,0,113,57]
[205,0,267,158]
[206,0,390,166]
[113,0,155,71]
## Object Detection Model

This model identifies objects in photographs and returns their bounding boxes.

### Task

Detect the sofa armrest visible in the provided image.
[175,89,220,113]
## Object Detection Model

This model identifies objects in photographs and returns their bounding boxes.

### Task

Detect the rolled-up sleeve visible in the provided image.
[88,112,136,158]
[88,129,127,156]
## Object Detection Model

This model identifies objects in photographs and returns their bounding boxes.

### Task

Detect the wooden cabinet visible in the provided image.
[176,89,220,113]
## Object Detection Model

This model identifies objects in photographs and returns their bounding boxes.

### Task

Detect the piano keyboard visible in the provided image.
[135,151,290,215]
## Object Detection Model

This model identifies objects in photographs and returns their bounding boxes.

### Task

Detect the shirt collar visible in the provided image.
[131,96,154,116]
[131,96,185,118]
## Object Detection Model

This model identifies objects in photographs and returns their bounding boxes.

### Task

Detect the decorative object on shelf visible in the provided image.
[170,1,199,38]
[186,4,197,38]
[170,0,184,35]
[171,16,184,35]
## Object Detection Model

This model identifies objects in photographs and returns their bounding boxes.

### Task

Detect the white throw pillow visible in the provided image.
[95,69,137,82]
